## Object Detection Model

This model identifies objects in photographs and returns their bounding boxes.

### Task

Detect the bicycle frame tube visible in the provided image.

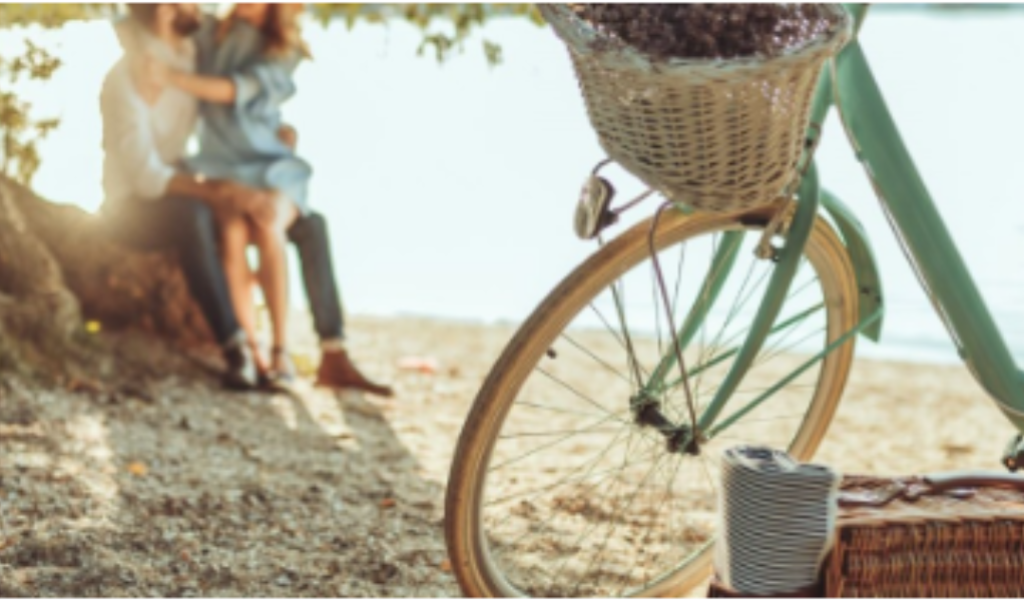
[696,164,822,432]
[833,8,1024,431]
[640,4,1022,435]
[638,167,821,432]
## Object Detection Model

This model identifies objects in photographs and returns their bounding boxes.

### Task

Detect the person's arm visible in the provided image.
[164,172,234,208]
[163,55,298,113]
[165,172,275,215]
[167,70,237,105]
[100,67,267,211]
[100,67,177,201]
[278,123,297,150]
[164,172,210,200]
[230,56,299,114]
[142,47,234,105]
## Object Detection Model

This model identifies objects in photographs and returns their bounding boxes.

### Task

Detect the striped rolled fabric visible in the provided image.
[715,446,840,596]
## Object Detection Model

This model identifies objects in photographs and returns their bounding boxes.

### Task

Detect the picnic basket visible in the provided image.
[824,472,1024,597]
[538,4,851,213]
[709,471,1024,597]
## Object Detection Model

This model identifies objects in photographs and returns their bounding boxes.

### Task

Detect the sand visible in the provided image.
[0,314,1017,597]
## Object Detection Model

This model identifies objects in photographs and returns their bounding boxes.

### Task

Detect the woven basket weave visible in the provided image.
[709,472,1024,598]
[825,474,1024,598]
[540,5,851,212]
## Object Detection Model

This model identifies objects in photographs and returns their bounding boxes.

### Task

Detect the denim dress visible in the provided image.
[189,17,312,213]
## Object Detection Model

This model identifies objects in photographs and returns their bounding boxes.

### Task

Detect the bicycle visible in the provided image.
[444,4,1024,597]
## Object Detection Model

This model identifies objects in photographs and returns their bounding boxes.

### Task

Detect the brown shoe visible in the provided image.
[316,349,393,398]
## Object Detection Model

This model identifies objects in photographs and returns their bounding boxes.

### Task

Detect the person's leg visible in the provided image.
[168,200,244,345]
[219,213,267,374]
[250,195,299,380]
[286,211,393,397]
[171,201,260,389]
[286,212,345,343]
[105,197,258,388]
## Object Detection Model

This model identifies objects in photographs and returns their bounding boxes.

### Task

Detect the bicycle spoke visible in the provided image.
[709,326,856,438]
[559,333,633,387]
[514,400,624,420]
[697,454,719,501]
[671,235,692,328]
[757,325,827,367]
[614,453,687,596]
[686,233,716,424]
[730,385,815,398]
[693,258,767,405]
[565,451,670,595]
[696,281,818,371]
[499,426,626,440]
[535,366,619,417]
[696,373,818,414]
[608,276,651,386]
[588,303,631,366]
[538,427,651,590]
[659,303,826,401]
[701,263,772,368]
[489,428,672,577]
[485,442,661,510]
[488,426,640,557]
[488,411,626,473]
[652,263,665,367]
[587,301,650,389]
[487,443,669,560]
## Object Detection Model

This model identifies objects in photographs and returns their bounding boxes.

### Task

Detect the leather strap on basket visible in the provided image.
[837,470,1024,508]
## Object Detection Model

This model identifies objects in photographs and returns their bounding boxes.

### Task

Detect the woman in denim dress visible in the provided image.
[155,4,310,385]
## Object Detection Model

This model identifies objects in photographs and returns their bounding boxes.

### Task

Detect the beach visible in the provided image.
[3,5,1024,597]
[0,314,1015,597]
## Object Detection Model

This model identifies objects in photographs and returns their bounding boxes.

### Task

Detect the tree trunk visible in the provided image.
[0,175,213,374]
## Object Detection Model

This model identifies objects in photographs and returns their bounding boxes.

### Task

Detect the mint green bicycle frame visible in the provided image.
[644,4,1024,434]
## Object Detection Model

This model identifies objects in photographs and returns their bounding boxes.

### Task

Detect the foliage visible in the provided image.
[0,4,108,184]
[309,4,543,63]
[0,41,63,185]
[0,4,115,29]
[0,3,543,185]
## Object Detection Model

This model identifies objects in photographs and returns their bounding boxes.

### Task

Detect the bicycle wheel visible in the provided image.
[445,203,859,597]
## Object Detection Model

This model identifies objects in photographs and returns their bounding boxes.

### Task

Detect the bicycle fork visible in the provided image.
[634,163,881,454]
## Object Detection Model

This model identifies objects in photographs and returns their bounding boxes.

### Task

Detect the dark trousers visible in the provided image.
[287,212,345,341]
[106,196,241,344]
[106,198,345,344]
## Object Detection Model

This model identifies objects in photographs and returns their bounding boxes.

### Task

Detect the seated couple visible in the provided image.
[100,3,389,395]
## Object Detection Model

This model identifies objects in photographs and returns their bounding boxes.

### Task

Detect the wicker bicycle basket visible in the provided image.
[540,4,851,212]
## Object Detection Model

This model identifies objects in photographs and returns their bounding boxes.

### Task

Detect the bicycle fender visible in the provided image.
[820,189,884,342]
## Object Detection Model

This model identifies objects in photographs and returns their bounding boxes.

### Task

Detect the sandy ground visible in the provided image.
[0,314,1018,597]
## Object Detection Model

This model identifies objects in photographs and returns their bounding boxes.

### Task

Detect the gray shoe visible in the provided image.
[223,337,259,391]
[265,347,298,392]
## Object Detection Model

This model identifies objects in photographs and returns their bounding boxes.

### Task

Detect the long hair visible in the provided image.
[126,3,160,28]
[217,4,311,60]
